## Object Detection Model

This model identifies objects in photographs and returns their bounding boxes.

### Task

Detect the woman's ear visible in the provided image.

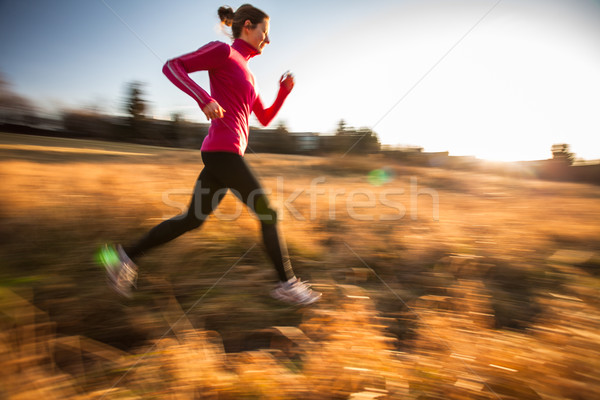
[244,19,253,30]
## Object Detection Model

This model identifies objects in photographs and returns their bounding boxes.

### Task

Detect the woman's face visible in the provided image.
[243,18,270,53]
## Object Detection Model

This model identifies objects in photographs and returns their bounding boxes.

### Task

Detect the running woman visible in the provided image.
[100,4,320,305]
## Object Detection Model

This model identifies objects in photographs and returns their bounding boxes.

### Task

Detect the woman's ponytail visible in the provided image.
[217,4,268,39]
[217,6,234,27]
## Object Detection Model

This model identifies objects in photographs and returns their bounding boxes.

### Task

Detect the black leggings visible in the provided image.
[124,152,294,282]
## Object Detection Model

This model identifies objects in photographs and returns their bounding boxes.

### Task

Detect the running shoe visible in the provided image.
[271,277,321,305]
[98,244,138,298]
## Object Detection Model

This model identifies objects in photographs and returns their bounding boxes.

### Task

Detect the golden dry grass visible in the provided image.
[1,133,600,399]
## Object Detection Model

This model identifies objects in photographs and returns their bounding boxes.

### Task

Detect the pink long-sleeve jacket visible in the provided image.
[162,38,291,156]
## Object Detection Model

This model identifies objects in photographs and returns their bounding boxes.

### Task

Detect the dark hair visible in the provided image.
[218,4,269,39]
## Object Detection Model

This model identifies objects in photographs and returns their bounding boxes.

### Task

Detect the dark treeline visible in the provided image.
[2,111,598,186]
[1,94,599,186]
[3,110,381,156]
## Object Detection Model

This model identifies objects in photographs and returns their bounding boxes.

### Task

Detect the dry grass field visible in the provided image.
[1,132,599,399]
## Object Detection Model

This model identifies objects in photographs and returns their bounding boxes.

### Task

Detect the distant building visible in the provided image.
[290,132,319,152]
[248,129,320,154]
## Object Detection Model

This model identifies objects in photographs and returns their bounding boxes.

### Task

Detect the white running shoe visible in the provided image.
[98,244,138,298]
[271,277,321,306]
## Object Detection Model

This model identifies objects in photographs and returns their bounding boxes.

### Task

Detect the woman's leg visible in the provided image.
[124,166,226,262]
[201,152,295,282]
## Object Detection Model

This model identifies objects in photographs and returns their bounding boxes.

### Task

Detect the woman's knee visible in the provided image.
[259,207,278,225]
[254,195,278,225]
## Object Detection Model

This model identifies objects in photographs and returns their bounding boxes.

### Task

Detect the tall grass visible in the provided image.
[1,135,600,398]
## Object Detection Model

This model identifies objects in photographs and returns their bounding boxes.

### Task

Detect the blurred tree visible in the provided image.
[322,123,380,154]
[275,120,289,134]
[336,119,347,135]
[83,96,109,115]
[166,112,184,146]
[353,127,380,153]
[551,143,575,165]
[170,112,182,123]
[125,81,146,120]
[0,72,37,124]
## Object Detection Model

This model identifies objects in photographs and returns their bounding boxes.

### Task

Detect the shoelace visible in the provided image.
[118,263,138,288]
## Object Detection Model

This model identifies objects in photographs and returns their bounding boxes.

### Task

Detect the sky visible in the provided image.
[1,0,599,162]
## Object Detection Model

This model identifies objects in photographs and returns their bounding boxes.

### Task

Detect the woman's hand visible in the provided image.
[202,101,226,121]
[280,71,295,92]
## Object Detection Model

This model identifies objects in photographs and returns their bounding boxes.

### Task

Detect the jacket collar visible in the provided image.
[232,38,259,60]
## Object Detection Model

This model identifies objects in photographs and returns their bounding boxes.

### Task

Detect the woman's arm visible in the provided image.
[253,72,294,127]
[162,41,229,110]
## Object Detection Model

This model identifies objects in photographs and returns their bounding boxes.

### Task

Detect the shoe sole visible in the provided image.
[271,290,322,306]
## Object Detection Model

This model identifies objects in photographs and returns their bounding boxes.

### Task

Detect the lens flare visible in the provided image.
[95,244,119,268]
[367,167,393,186]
